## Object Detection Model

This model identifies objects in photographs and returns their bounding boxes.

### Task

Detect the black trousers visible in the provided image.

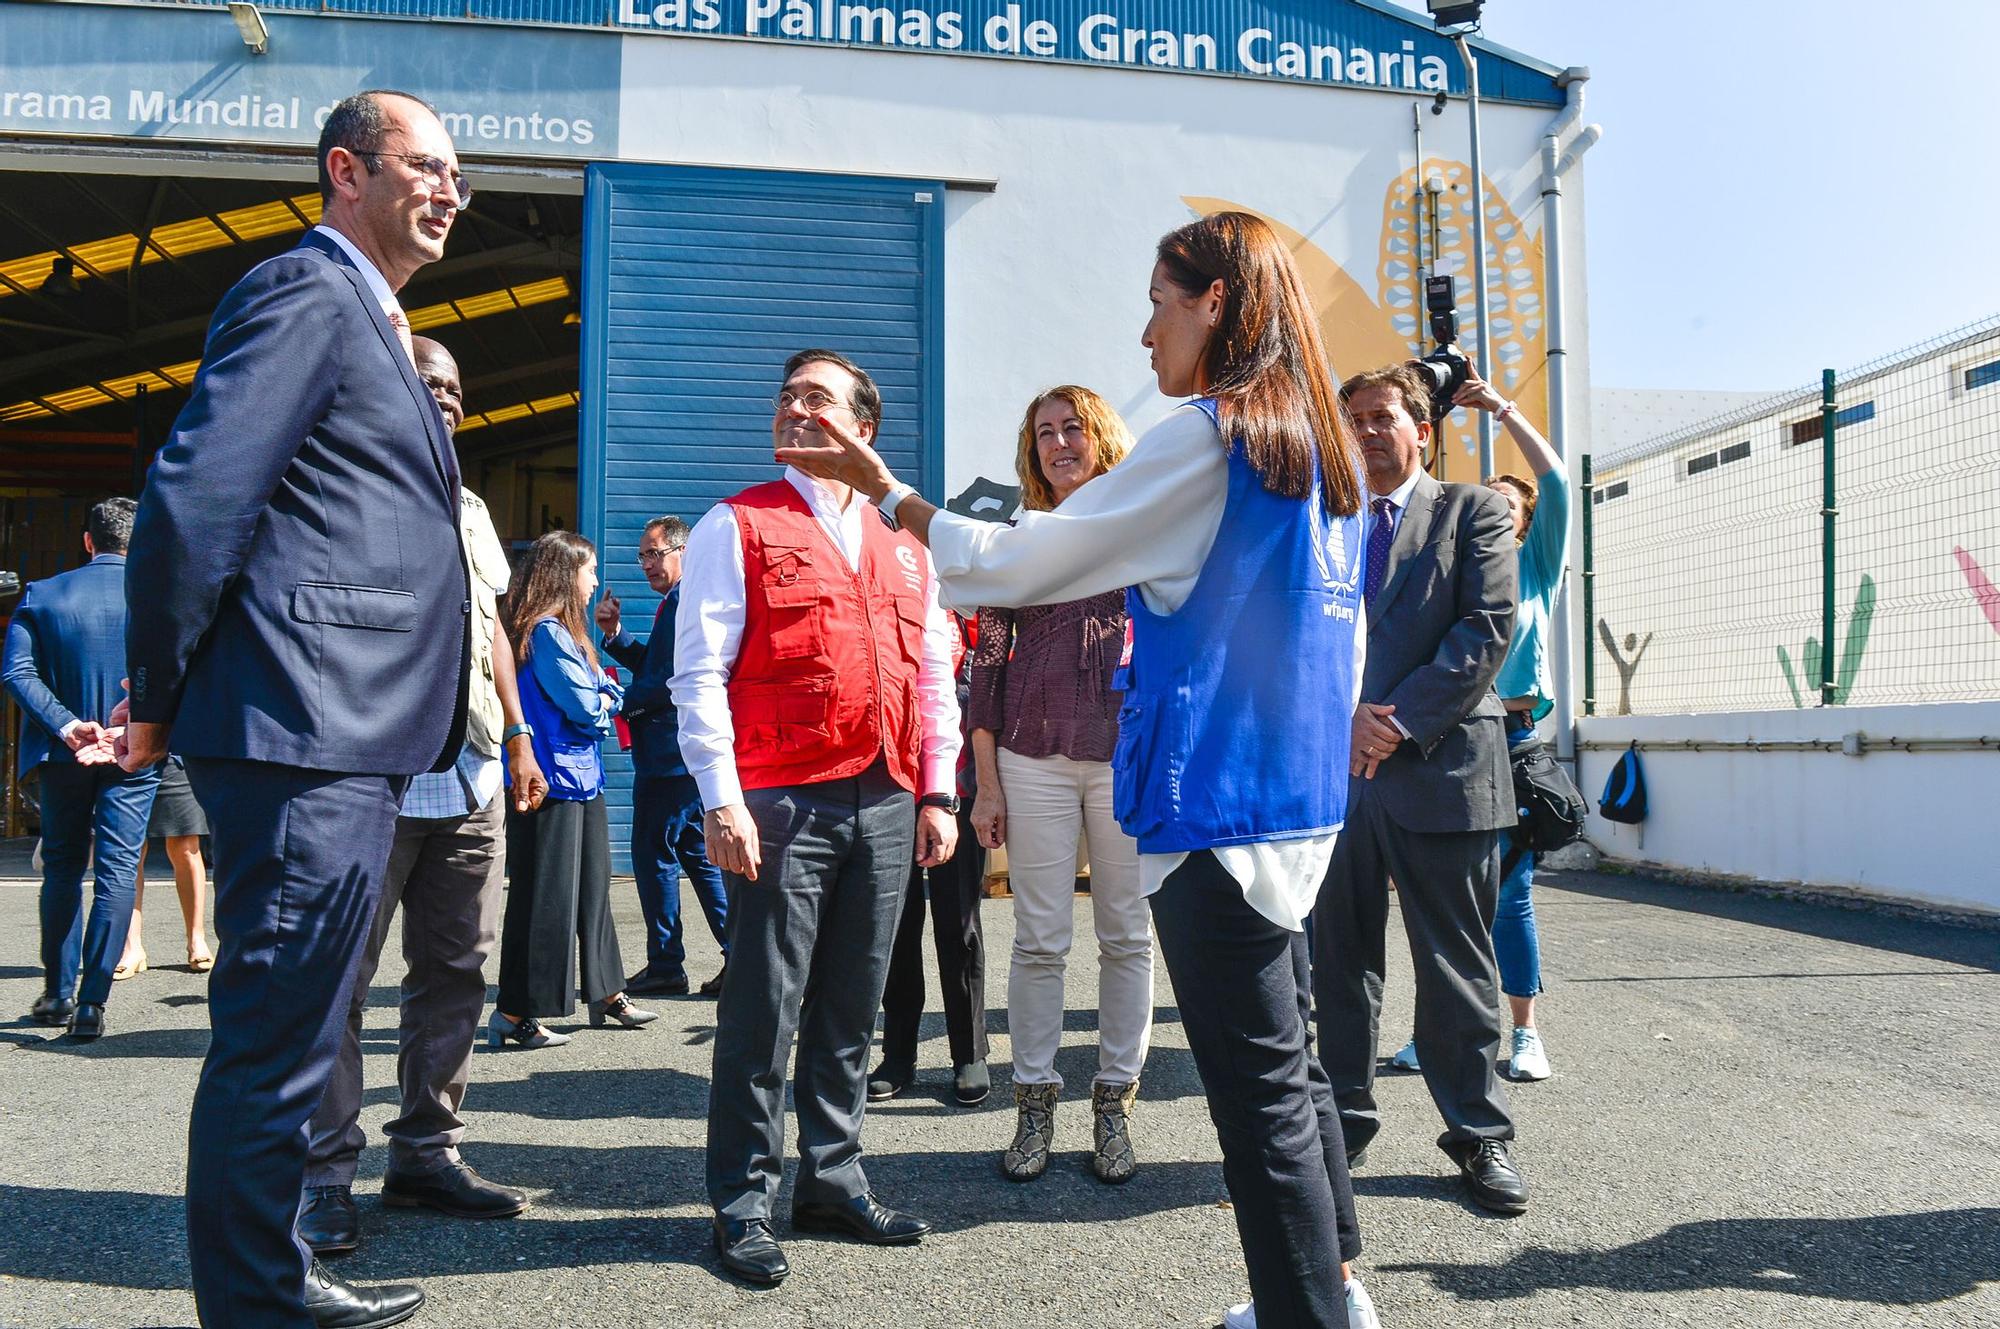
[497,793,622,1018]
[1313,781,1514,1155]
[1151,851,1359,1329]
[182,759,405,1329]
[706,763,916,1219]
[878,803,988,1069]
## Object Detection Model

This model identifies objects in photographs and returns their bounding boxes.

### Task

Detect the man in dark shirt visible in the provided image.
[595,515,729,996]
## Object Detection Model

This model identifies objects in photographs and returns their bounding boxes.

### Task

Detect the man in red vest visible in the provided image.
[671,348,961,1286]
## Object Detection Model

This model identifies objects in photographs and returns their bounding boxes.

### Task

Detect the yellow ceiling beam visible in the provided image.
[456,390,579,434]
[0,194,322,297]
[0,278,573,423]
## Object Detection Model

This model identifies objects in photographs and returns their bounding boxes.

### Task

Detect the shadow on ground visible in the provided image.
[1382,1208,2000,1306]
[1543,870,2000,973]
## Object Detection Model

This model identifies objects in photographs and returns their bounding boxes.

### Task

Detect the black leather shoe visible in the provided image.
[1345,1145,1369,1172]
[298,1185,360,1255]
[1452,1138,1530,1214]
[866,1061,914,1102]
[698,966,727,997]
[713,1215,788,1285]
[302,1258,424,1328]
[29,993,76,1027]
[66,1003,104,1041]
[382,1162,527,1219]
[625,968,690,997]
[791,1191,931,1245]
[953,1060,991,1106]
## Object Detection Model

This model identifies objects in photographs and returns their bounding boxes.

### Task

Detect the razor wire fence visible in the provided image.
[1583,314,2000,717]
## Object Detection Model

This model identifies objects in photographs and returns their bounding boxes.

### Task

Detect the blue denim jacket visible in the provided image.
[517,617,623,801]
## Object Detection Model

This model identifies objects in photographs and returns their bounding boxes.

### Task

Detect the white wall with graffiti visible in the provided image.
[614,26,1590,519]
[1587,317,2000,716]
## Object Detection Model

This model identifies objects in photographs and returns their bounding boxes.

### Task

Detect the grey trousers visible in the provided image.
[305,792,507,1185]
[706,762,916,1220]
[1312,781,1515,1156]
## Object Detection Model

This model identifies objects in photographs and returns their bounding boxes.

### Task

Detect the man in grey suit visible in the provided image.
[1312,362,1529,1214]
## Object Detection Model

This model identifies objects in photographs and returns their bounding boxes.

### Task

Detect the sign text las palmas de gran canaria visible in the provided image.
[624,0,1458,89]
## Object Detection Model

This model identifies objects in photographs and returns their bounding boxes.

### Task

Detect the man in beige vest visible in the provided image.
[297,337,549,1256]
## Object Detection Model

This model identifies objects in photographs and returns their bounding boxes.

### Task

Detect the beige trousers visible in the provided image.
[998,748,1153,1088]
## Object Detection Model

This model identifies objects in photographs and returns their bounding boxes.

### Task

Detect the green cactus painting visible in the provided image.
[1778,573,1877,707]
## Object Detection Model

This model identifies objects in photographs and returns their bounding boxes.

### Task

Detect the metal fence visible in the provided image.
[1583,314,2000,717]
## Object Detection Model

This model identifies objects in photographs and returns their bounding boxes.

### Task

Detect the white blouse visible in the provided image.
[924,404,1365,932]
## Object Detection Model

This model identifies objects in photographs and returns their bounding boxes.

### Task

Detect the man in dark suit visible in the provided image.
[4,498,159,1041]
[594,514,730,998]
[1313,362,1530,1215]
[120,89,471,1329]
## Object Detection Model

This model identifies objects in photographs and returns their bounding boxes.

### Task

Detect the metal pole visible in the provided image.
[1820,368,1838,705]
[1455,33,1495,480]
[1412,101,1426,327]
[1580,452,1596,717]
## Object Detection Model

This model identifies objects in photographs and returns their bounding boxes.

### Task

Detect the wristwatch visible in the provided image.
[879,482,918,532]
[918,792,960,814]
[502,723,534,745]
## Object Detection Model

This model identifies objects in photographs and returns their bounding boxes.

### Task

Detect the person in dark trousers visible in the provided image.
[491,532,656,1049]
[869,609,989,1107]
[770,212,1381,1329]
[119,89,472,1329]
[297,336,549,1259]
[672,349,961,1288]
[595,514,730,998]
[5,498,160,1041]
[1312,361,1528,1217]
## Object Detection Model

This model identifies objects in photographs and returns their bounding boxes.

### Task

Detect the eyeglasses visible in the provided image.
[637,547,681,564]
[771,389,851,416]
[361,150,472,208]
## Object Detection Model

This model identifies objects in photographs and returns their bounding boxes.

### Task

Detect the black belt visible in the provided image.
[1505,709,1535,734]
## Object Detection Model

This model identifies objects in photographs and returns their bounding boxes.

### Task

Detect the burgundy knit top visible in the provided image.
[966,591,1128,764]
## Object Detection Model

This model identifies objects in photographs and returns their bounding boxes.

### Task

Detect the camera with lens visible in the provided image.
[1409,274,1470,424]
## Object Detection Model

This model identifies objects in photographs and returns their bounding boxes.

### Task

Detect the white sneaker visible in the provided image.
[1509,1026,1552,1081]
[1387,1038,1420,1072]
[1221,1280,1381,1329]
[1346,1276,1381,1328]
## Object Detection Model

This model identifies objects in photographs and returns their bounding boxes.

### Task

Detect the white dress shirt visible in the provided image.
[927,403,1366,932]
[312,224,404,322]
[671,468,962,812]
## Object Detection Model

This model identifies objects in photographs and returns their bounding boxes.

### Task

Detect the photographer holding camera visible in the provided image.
[1311,356,1528,1215]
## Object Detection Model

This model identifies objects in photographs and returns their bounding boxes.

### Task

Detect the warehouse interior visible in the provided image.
[0,165,585,826]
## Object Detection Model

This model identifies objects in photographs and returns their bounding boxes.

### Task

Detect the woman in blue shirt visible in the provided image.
[1388,373,1569,1085]
[490,532,657,1048]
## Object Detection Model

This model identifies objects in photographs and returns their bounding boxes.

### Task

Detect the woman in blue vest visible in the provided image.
[777,212,1378,1329]
[491,532,657,1049]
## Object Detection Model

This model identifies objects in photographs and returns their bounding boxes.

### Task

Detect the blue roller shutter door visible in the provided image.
[580,163,945,873]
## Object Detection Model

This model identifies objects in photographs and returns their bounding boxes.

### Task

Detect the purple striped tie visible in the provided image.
[1363,496,1395,603]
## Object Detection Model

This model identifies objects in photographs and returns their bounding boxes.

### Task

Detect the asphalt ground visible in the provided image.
[1,850,1995,1328]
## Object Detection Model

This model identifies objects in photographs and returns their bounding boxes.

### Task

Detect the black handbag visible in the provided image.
[1509,732,1589,852]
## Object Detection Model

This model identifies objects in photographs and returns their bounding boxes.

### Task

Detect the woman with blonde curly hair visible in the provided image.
[965,385,1152,1185]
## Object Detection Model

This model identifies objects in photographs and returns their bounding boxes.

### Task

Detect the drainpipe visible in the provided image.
[1540,66,1601,768]
[1453,34,1494,480]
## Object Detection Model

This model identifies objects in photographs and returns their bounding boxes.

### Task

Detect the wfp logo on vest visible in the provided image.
[895,544,924,592]
[1309,493,1364,617]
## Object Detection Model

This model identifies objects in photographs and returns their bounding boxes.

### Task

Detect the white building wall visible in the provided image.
[1576,704,2000,916]
[612,35,1583,506]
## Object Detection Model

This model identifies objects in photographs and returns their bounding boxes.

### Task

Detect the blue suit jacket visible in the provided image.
[125,231,470,775]
[3,554,132,777]
[602,587,686,779]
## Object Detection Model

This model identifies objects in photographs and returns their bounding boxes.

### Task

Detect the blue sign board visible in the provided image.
[120,0,1564,105]
[0,4,620,155]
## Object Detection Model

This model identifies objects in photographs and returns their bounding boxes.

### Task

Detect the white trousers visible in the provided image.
[998,749,1153,1088]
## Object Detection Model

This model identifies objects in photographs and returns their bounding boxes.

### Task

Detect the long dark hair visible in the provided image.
[507,531,598,669]
[1154,211,1362,516]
